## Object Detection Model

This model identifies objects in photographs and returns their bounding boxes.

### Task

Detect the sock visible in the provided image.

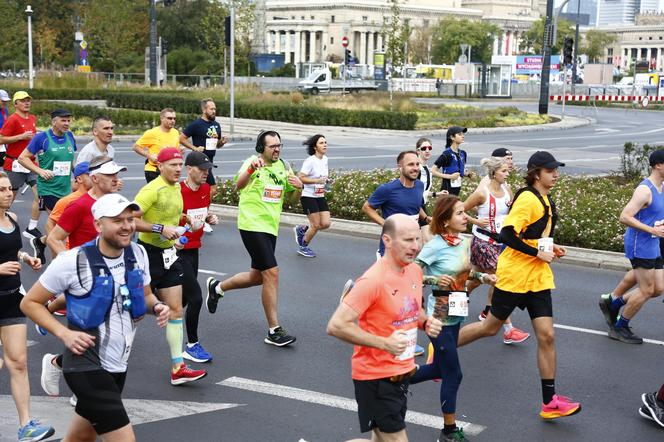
[54,354,63,369]
[611,296,625,311]
[443,424,458,435]
[166,319,184,368]
[269,326,280,334]
[215,282,224,296]
[482,305,491,315]
[542,379,556,405]
[28,219,38,230]
[615,315,630,328]
[657,384,664,402]
[503,323,514,332]
[187,342,197,348]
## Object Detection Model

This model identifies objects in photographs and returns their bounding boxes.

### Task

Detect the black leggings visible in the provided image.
[179,248,202,344]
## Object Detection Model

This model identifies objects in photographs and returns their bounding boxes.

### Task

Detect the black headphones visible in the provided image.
[255,130,281,154]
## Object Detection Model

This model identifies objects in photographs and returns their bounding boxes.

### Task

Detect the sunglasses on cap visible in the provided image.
[419,145,433,151]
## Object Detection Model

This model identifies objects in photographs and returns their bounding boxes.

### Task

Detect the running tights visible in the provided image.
[410,323,462,415]
[179,249,202,344]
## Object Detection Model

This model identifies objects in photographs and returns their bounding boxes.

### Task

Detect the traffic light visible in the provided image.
[344,49,351,65]
[224,16,231,46]
[563,37,574,65]
[161,39,168,55]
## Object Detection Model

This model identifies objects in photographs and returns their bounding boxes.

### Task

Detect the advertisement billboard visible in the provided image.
[515,55,560,75]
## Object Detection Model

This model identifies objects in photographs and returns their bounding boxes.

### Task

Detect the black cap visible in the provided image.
[527,151,565,170]
[649,149,664,166]
[492,147,512,157]
[445,126,467,146]
[185,151,217,169]
[50,108,71,119]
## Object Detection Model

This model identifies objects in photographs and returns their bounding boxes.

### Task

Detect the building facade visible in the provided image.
[597,0,639,26]
[600,14,664,70]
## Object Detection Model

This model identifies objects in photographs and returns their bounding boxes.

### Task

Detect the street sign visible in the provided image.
[342,36,348,48]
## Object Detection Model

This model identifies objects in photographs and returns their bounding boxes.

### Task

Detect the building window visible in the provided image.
[608,48,613,56]
[649,36,653,40]
[291,16,295,19]
[362,16,368,22]
[330,37,334,44]
[301,16,305,20]
[660,36,663,40]
[331,15,335,23]
[311,15,314,20]
[423,19,429,27]
[639,37,642,40]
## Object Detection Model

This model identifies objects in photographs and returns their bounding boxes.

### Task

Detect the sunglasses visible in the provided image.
[419,145,433,151]
[120,285,131,312]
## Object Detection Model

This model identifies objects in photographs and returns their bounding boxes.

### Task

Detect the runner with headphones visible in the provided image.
[206,130,303,346]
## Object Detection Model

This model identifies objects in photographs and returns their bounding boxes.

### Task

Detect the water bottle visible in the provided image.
[176,225,190,245]
[178,236,188,246]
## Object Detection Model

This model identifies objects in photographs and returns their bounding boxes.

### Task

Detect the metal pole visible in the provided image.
[149,0,157,86]
[571,0,580,94]
[230,0,235,136]
[561,66,567,119]
[26,5,34,89]
[538,0,555,115]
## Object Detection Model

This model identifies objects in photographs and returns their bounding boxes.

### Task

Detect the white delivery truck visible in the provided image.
[297,68,377,94]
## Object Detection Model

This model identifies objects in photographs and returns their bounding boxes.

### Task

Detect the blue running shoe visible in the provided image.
[183,342,213,363]
[414,344,425,357]
[297,245,316,258]
[35,323,48,336]
[18,419,54,441]
[293,225,307,247]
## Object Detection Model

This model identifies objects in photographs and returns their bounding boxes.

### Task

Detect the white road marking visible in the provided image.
[199,269,227,277]
[594,128,620,133]
[217,376,486,436]
[554,323,664,346]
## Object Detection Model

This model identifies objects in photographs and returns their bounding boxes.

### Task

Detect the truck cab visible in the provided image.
[298,69,331,95]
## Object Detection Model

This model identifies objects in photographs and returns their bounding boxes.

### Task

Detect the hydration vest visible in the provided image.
[66,240,146,330]
[509,186,557,240]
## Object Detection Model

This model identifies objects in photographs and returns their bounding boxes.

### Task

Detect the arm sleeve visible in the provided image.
[38,251,77,295]
[416,239,438,268]
[0,117,15,136]
[367,183,389,209]
[300,157,314,176]
[498,226,539,257]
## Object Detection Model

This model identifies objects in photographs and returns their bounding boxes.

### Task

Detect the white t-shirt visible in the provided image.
[39,242,151,373]
[76,140,115,165]
[300,155,328,198]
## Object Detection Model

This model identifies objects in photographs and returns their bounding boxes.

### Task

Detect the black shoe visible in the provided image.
[639,405,655,423]
[642,392,664,428]
[29,236,47,266]
[608,325,643,344]
[264,326,296,347]
[205,277,223,314]
[598,294,619,327]
[23,227,43,241]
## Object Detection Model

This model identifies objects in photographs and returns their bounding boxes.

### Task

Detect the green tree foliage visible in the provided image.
[520,17,574,54]
[382,0,410,72]
[409,26,435,64]
[582,30,617,63]
[0,0,28,70]
[430,18,501,64]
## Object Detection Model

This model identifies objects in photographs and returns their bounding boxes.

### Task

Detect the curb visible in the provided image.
[209,204,630,272]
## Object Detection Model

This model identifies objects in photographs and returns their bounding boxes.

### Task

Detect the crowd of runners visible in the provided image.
[0,88,663,441]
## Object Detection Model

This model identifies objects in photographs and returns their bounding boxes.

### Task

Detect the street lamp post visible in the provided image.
[26,5,34,89]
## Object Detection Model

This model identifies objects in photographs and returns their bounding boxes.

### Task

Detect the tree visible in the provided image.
[520,17,574,54]
[582,30,617,63]
[409,26,435,64]
[0,0,28,70]
[382,0,410,72]
[430,18,501,65]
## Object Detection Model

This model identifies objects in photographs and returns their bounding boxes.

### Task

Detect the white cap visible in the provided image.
[89,160,127,176]
[0,90,9,102]
[92,194,139,220]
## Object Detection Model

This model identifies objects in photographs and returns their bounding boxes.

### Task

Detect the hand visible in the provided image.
[653,225,664,237]
[383,330,408,356]
[196,146,205,153]
[21,131,35,140]
[288,175,303,189]
[537,250,556,263]
[553,245,566,258]
[318,177,327,184]
[161,225,180,240]
[436,274,454,288]
[116,178,124,191]
[466,170,476,179]
[476,217,490,228]
[425,316,443,338]
[450,172,460,180]
[206,214,219,225]
[0,261,21,276]
[25,256,41,271]
[62,330,96,355]
[149,154,158,163]
[39,169,54,180]
[174,240,185,250]
[251,157,266,169]
[219,136,228,147]
[153,303,170,328]
[482,274,497,285]
[440,190,449,195]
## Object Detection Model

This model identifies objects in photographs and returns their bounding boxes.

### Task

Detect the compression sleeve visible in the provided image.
[498,226,539,257]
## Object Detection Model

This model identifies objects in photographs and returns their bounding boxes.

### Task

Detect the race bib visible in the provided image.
[538,237,553,253]
[494,219,503,233]
[205,138,217,151]
[262,184,283,203]
[448,291,468,317]
[187,207,208,230]
[314,184,326,196]
[450,176,462,188]
[52,161,71,176]
[0,144,6,152]
[11,160,30,173]
[122,327,137,364]
[396,328,418,361]
[162,246,179,269]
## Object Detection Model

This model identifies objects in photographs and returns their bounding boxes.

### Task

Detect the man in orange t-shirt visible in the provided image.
[327,214,442,441]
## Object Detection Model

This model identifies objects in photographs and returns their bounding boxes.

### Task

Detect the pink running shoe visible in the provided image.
[503,327,530,344]
[540,394,582,419]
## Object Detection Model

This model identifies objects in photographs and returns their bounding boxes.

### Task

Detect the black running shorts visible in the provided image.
[353,378,409,434]
[38,195,59,212]
[239,230,277,271]
[0,290,27,326]
[64,370,128,435]
[144,170,160,183]
[138,240,184,291]
[490,287,553,321]
[300,196,329,215]
[630,257,664,270]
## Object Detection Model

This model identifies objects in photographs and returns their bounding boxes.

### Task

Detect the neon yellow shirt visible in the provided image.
[135,127,180,172]
[135,175,184,248]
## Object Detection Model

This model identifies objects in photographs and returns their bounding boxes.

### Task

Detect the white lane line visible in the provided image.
[553,323,664,346]
[198,269,227,277]
[217,376,486,436]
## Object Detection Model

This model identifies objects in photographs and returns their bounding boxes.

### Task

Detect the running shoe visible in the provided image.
[28,236,47,266]
[17,419,54,442]
[22,227,43,241]
[639,405,655,422]
[205,277,224,314]
[35,323,48,336]
[642,392,664,428]
[203,222,213,233]
[608,325,643,344]
[540,394,582,419]
[264,326,297,347]
[40,353,61,396]
[297,245,316,258]
[69,395,77,407]
[183,342,213,363]
[414,344,425,357]
[293,225,307,247]
[437,428,467,442]
[340,279,355,303]
[171,364,207,385]
[503,327,530,344]
[599,293,619,327]
[478,311,487,321]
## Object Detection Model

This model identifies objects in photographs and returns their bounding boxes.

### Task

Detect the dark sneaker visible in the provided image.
[642,392,664,428]
[205,277,223,314]
[23,227,43,241]
[599,294,618,327]
[29,236,47,266]
[293,225,307,247]
[639,405,655,422]
[264,326,296,347]
[438,428,467,442]
[608,326,643,344]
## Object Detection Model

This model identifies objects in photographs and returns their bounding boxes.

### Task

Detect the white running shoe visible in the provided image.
[70,394,77,407]
[40,353,61,396]
[203,223,213,233]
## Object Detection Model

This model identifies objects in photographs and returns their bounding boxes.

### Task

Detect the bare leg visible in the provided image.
[62,414,97,442]
[260,267,280,328]
[303,211,331,245]
[612,270,636,298]
[220,268,263,292]
[621,268,659,319]
[458,313,504,347]
[532,316,556,379]
[1,324,30,426]
[100,423,136,442]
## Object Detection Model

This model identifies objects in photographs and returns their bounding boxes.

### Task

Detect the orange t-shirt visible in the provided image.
[49,188,86,224]
[344,259,423,381]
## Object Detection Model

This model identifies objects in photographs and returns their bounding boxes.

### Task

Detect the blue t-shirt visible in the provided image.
[0,107,8,129]
[368,178,424,255]
[183,118,222,160]
[27,129,77,156]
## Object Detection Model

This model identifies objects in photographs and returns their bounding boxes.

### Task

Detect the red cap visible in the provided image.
[157,148,183,163]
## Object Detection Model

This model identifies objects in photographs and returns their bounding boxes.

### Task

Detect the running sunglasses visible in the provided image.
[419,145,433,151]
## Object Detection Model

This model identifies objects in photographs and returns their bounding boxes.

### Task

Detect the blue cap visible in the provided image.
[73,162,90,177]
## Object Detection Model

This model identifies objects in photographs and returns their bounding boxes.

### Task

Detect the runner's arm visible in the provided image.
[132,143,157,163]
[17,147,41,174]
[178,133,201,152]
[362,201,384,226]
[327,303,398,352]
[21,282,74,339]
[619,185,660,235]
[498,226,538,256]
[45,225,69,257]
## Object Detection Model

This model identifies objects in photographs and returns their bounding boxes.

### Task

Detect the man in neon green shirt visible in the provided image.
[206,130,302,346]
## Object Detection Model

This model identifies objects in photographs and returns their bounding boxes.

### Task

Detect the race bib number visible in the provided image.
[205,138,217,151]
[314,184,326,196]
[187,207,208,230]
[262,185,283,203]
[494,219,503,233]
[538,237,553,253]
[397,328,418,361]
[448,291,469,317]
[122,327,137,364]
[11,160,30,173]
[0,144,6,152]
[162,246,179,269]
[450,176,462,188]
[52,161,71,176]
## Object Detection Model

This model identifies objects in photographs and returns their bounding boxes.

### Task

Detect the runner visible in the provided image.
[75,115,115,165]
[412,195,496,442]
[416,137,437,207]
[44,162,92,238]
[0,171,55,441]
[133,108,181,183]
[432,126,473,196]
[0,90,9,165]
[641,384,664,427]
[598,149,664,344]
[21,193,170,442]
[133,147,207,384]
[179,152,219,363]
[478,148,514,189]
[293,134,331,258]
[326,214,443,442]
[205,130,302,347]
[464,156,530,344]
[456,151,582,420]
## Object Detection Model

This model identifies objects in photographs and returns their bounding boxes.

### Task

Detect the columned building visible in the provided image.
[601,14,664,71]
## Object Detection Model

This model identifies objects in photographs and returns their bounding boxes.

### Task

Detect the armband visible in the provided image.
[152,224,164,234]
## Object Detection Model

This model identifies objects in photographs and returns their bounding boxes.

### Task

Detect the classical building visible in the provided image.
[600,13,664,70]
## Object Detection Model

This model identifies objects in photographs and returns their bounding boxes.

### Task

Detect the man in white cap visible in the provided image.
[22,193,170,442]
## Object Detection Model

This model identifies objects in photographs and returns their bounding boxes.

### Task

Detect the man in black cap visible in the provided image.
[432,126,473,196]
[492,147,514,172]
[17,108,76,264]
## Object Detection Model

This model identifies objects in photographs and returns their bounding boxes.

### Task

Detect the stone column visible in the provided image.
[285,31,292,63]
[322,31,329,61]
[493,36,499,56]
[377,33,383,52]
[360,31,368,64]
[266,31,273,53]
[294,31,302,65]
[275,30,282,55]
[309,31,316,62]
[367,32,375,65]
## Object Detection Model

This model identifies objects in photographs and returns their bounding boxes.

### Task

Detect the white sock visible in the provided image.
[187,342,197,348]
[269,326,280,334]
[28,219,38,230]
[215,283,224,295]
[503,323,514,332]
